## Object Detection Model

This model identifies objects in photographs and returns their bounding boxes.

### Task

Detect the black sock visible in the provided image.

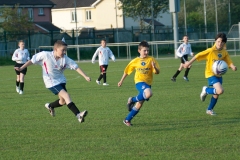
[16,81,20,87]
[67,102,80,116]
[103,73,106,83]
[184,68,190,77]
[173,70,181,78]
[49,99,63,108]
[19,82,24,91]
[98,74,103,81]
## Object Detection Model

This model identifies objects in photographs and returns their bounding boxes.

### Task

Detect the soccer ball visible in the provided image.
[212,60,228,75]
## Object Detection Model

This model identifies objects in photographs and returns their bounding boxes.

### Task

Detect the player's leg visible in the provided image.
[182,55,190,81]
[16,74,20,93]
[203,77,222,115]
[171,57,185,82]
[19,73,25,94]
[15,65,20,93]
[102,65,108,85]
[58,89,87,122]
[96,66,104,85]
[131,83,152,102]
[123,101,144,126]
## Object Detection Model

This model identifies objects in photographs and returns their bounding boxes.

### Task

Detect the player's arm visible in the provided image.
[91,49,99,63]
[75,68,91,82]
[229,63,237,71]
[176,45,183,57]
[12,50,20,61]
[184,56,196,68]
[152,61,160,74]
[15,60,33,71]
[118,73,128,87]
[109,49,116,62]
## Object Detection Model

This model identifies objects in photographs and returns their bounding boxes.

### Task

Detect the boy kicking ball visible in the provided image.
[184,33,237,115]
[15,40,91,122]
[118,41,160,126]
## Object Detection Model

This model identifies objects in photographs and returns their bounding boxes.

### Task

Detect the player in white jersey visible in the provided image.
[12,40,30,94]
[15,40,91,123]
[171,35,194,82]
[92,39,115,85]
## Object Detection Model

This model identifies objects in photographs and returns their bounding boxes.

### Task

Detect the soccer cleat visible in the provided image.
[103,83,109,86]
[200,86,208,102]
[16,86,20,93]
[127,97,135,111]
[183,76,189,81]
[123,120,132,126]
[96,80,101,85]
[19,90,23,95]
[171,77,176,82]
[45,103,55,117]
[78,110,88,123]
[206,110,216,116]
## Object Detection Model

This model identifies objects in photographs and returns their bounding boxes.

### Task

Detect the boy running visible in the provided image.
[118,41,160,126]
[171,35,194,82]
[92,39,115,86]
[15,40,91,122]
[184,33,237,115]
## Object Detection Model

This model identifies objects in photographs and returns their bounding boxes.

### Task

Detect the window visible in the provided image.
[38,8,44,15]
[17,8,22,16]
[71,11,77,22]
[28,8,33,21]
[86,10,91,21]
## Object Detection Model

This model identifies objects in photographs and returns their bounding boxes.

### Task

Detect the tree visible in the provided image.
[0,4,34,40]
[118,0,168,29]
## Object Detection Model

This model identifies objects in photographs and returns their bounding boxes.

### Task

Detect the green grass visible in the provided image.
[1,56,240,160]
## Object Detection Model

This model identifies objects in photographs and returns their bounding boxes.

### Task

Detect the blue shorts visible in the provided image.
[48,83,67,95]
[136,82,151,101]
[207,76,222,86]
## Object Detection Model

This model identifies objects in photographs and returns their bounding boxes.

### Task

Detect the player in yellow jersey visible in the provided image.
[184,33,237,115]
[118,41,160,126]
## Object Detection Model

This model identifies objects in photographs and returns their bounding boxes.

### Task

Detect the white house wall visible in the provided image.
[52,8,84,31]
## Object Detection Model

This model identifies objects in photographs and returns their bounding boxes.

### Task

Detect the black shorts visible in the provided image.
[14,63,27,75]
[180,55,188,64]
[99,65,108,73]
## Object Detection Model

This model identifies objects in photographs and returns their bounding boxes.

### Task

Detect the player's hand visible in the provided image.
[85,76,91,82]
[14,67,21,71]
[191,52,194,56]
[118,81,122,87]
[232,66,237,71]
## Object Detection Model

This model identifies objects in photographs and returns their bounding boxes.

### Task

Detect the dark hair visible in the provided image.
[101,39,106,42]
[18,40,24,44]
[215,33,227,43]
[138,40,149,50]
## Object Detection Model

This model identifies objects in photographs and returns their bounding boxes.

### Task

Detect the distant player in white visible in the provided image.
[92,39,115,85]
[16,40,91,123]
[12,40,30,94]
[171,35,194,82]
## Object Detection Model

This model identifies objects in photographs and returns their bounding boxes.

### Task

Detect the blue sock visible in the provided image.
[125,107,139,121]
[207,96,218,110]
[132,93,145,102]
[206,88,216,94]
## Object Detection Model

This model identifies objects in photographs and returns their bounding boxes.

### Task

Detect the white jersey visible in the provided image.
[31,51,78,88]
[12,48,30,64]
[92,46,115,65]
[176,43,193,58]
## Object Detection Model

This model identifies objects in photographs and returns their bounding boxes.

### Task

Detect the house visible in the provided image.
[50,0,124,31]
[0,0,61,33]
[50,0,172,31]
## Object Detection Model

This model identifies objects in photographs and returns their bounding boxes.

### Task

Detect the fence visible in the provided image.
[1,23,239,58]
[38,38,240,61]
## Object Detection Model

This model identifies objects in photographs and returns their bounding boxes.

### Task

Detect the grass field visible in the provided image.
[1,56,240,160]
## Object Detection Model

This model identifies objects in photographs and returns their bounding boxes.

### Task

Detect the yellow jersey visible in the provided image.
[195,44,233,78]
[124,56,160,85]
